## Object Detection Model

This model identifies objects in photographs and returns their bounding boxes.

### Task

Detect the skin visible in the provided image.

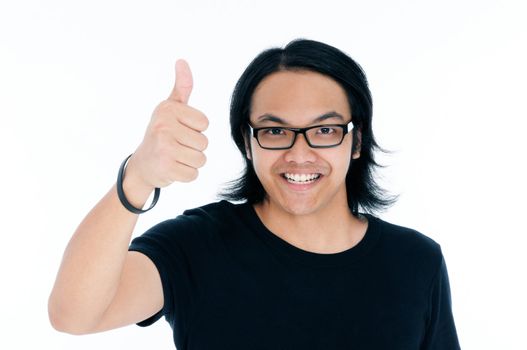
[246,69,368,254]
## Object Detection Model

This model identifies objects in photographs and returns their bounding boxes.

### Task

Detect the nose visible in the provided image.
[283,133,317,163]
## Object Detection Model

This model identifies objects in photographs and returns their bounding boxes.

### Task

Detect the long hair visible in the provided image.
[218,38,398,216]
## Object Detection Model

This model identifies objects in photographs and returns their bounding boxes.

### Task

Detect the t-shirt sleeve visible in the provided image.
[127,217,194,329]
[421,250,461,349]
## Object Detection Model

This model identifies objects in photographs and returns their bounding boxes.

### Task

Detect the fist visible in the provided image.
[126,59,209,189]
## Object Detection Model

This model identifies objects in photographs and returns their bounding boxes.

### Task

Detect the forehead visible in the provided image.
[250,70,351,124]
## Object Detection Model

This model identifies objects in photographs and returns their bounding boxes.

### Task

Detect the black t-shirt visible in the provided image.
[128,200,460,349]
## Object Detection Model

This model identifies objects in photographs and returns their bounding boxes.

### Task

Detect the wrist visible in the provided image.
[117,154,160,214]
[122,175,155,207]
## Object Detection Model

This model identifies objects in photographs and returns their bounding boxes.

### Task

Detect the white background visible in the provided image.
[1,0,526,349]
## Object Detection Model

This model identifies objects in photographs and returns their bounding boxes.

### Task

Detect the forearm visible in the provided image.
[48,173,154,333]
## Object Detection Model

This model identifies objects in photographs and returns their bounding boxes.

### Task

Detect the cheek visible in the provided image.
[332,140,353,175]
[250,141,277,177]
[334,155,352,176]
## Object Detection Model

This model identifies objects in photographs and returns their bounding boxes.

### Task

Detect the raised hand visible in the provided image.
[125,59,209,189]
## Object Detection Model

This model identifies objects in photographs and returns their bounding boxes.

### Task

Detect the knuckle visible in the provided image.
[159,146,174,166]
[170,138,182,152]
[153,101,185,126]
[149,118,171,136]
[155,100,176,114]
[152,137,171,157]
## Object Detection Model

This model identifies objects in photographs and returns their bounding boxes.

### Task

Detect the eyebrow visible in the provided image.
[255,111,346,125]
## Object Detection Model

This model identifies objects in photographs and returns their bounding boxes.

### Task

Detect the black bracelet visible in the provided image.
[117,153,160,214]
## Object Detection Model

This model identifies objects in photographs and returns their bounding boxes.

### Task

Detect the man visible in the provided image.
[49,39,461,349]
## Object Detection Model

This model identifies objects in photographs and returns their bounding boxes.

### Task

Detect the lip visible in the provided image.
[278,168,325,174]
[279,173,323,191]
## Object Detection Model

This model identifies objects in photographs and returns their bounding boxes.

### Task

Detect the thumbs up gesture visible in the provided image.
[125,60,209,189]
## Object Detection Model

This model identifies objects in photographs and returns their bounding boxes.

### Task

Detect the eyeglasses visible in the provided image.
[248,121,353,150]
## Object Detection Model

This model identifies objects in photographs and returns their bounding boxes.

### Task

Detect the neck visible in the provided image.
[253,196,367,254]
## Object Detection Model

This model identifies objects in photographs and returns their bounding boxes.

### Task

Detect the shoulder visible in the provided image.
[130,200,243,253]
[182,200,241,223]
[374,213,440,251]
[365,214,444,276]
[144,200,239,230]
[140,200,242,240]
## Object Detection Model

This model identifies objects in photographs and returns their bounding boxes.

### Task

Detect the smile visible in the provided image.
[282,173,321,184]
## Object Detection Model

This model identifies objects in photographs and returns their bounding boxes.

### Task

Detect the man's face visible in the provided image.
[247,69,360,217]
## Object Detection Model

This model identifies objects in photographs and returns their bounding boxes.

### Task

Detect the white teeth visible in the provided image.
[284,173,320,183]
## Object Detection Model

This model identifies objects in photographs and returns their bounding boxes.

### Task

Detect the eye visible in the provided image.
[316,126,336,135]
[265,127,286,136]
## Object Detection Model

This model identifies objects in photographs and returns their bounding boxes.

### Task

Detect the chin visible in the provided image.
[275,196,322,217]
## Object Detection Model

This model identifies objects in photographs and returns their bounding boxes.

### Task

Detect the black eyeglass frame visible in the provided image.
[247,120,354,150]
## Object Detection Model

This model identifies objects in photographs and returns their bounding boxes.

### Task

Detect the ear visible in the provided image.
[243,133,252,160]
[352,128,362,159]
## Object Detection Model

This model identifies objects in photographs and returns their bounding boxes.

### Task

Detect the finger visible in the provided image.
[168,59,193,104]
[175,124,209,151]
[174,143,207,169]
[177,107,209,132]
[171,162,199,183]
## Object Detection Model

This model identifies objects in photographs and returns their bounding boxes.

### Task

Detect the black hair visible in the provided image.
[218,38,398,216]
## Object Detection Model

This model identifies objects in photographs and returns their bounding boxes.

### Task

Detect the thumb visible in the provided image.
[168,59,193,104]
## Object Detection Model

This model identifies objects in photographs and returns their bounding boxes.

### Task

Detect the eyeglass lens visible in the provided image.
[257,126,344,148]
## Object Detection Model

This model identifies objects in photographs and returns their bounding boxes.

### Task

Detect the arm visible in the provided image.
[48,59,208,334]
[47,172,161,334]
